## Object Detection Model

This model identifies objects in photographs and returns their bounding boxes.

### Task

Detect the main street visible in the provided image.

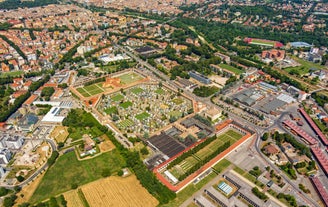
[119,44,321,207]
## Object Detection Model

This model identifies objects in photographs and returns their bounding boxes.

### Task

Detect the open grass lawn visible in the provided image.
[119,101,132,109]
[225,130,243,139]
[68,126,104,141]
[219,63,244,75]
[104,106,118,115]
[83,84,105,95]
[168,111,182,118]
[0,70,23,78]
[285,56,326,75]
[160,159,232,207]
[118,119,134,128]
[111,94,124,102]
[30,150,125,203]
[76,88,91,97]
[155,88,165,94]
[135,112,150,120]
[172,98,183,105]
[131,87,144,94]
[118,72,143,85]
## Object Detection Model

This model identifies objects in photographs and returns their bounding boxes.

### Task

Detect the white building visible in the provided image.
[0,149,11,164]
[0,134,24,150]
[0,166,5,178]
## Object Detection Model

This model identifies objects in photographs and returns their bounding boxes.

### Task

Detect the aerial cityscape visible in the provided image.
[0,0,327,207]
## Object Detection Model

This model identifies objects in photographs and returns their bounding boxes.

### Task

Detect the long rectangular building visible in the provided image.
[310,176,328,207]
[282,120,317,145]
[311,146,328,176]
[298,108,328,146]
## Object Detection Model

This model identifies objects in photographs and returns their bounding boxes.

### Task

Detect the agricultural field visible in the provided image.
[64,190,84,207]
[168,130,242,179]
[219,63,244,75]
[98,84,193,135]
[30,150,125,203]
[50,126,69,143]
[81,175,159,207]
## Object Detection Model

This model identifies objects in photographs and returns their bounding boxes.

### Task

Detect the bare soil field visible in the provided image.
[50,126,69,143]
[81,175,159,207]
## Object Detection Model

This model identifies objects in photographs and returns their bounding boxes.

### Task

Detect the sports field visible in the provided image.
[219,63,244,75]
[169,129,242,179]
[250,39,275,47]
[77,83,105,97]
[135,112,150,120]
[118,72,143,85]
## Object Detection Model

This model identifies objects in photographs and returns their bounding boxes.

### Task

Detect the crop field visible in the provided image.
[169,130,242,179]
[111,94,124,102]
[81,175,159,207]
[130,87,144,94]
[118,119,135,128]
[77,83,105,97]
[118,72,143,85]
[119,101,132,109]
[64,190,84,207]
[219,63,244,75]
[135,112,150,120]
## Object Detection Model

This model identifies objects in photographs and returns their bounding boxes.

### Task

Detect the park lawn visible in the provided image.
[0,70,23,78]
[30,150,125,203]
[111,94,124,102]
[119,101,132,109]
[155,88,165,94]
[160,159,232,207]
[118,72,143,85]
[212,159,231,173]
[104,106,118,115]
[131,87,144,94]
[219,63,244,75]
[135,112,150,120]
[83,84,104,96]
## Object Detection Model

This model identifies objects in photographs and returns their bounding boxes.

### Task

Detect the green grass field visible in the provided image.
[118,72,143,85]
[68,126,104,141]
[135,112,150,120]
[168,111,182,118]
[77,83,105,97]
[104,106,118,115]
[285,56,326,75]
[250,39,274,47]
[155,88,165,94]
[119,101,132,109]
[111,94,124,102]
[30,150,125,203]
[172,98,183,105]
[169,130,242,178]
[219,63,244,75]
[118,119,134,128]
[131,87,144,94]
[0,70,23,78]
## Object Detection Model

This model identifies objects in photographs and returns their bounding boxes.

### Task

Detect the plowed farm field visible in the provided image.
[81,175,158,207]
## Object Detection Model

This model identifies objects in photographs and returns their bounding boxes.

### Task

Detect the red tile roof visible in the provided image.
[283,120,317,145]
